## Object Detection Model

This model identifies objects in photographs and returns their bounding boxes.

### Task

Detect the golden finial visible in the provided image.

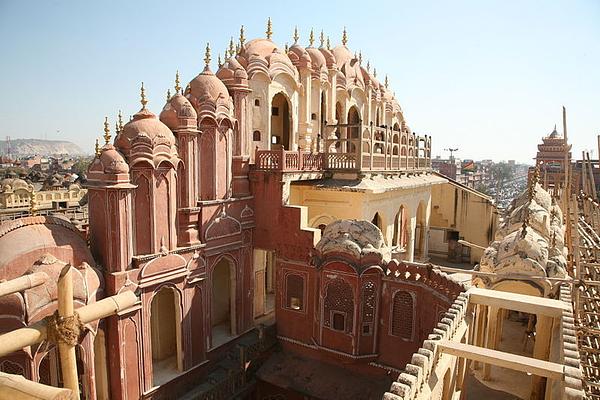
[115,119,120,136]
[118,110,124,132]
[175,70,181,93]
[309,29,315,47]
[366,60,370,71]
[29,189,38,216]
[103,116,111,144]
[236,44,240,55]
[140,82,148,109]
[218,53,222,68]
[284,43,288,53]
[293,26,299,45]
[95,138,100,157]
[204,43,211,69]
[229,37,235,58]
[326,36,331,50]
[342,26,348,46]
[166,89,171,102]
[358,51,362,65]
[373,68,377,78]
[239,25,246,47]
[385,75,389,88]
[185,83,191,95]
[266,17,273,40]
[319,30,324,48]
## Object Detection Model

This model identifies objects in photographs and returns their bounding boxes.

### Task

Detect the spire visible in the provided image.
[366,60,370,71]
[266,17,273,39]
[166,89,171,102]
[140,82,148,109]
[204,42,211,69]
[118,110,124,132]
[319,30,324,48]
[174,70,181,93]
[284,43,289,53]
[228,37,235,58]
[309,29,315,47]
[239,25,246,47]
[373,68,377,78]
[385,75,389,88]
[218,53,222,68]
[293,26,299,45]
[95,138,100,157]
[358,51,362,65]
[342,26,348,46]
[326,36,331,50]
[103,117,111,144]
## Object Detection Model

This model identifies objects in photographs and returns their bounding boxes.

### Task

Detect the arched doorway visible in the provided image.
[347,106,360,153]
[334,102,343,151]
[211,258,236,348]
[270,93,291,150]
[319,92,327,151]
[371,212,383,242]
[151,286,182,386]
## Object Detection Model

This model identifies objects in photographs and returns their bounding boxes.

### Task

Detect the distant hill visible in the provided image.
[0,139,85,157]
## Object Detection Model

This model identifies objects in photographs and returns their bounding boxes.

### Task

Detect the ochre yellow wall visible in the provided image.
[430,182,497,263]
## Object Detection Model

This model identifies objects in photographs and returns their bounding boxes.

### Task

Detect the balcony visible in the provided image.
[254,123,432,173]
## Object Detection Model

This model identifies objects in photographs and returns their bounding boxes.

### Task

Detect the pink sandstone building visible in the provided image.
[0,21,591,400]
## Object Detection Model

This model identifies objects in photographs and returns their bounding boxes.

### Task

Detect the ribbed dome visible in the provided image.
[115,108,176,153]
[332,45,353,68]
[97,144,129,174]
[242,38,279,59]
[159,93,197,130]
[306,47,327,70]
[189,68,230,104]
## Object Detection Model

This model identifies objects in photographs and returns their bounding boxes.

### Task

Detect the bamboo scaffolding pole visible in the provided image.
[0,272,48,298]
[0,372,74,400]
[0,290,137,357]
[57,266,78,398]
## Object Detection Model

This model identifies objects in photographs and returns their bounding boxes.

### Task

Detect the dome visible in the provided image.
[91,144,129,174]
[1,178,31,193]
[318,47,337,69]
[288,44,311,69]
[242,38,279,59]
[306,47,326,70]
[548,125,561,138]
[332,45,353,68]
[216,56,249,89]
[189,67,230,105]
[115,108,176,154]
[0,216,95,278]
[159,93,197,130]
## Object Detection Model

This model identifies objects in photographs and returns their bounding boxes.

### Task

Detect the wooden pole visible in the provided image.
[0,272,48,298]
[0,291,137,357]
[0,372,74,400]
[57,266,79,399]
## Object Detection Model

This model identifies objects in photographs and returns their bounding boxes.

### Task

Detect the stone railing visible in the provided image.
[254,149,324,172]
[382,291,470,400]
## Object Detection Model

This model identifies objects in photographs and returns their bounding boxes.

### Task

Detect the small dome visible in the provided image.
[332,45,353,68]
[307,47,326,70]
[115,108,176,154]
[159,93,197,130]
[216,56,249,87]
[548,125,561,138]
[98,144,129,174]
[189,67,230,105]
[242,38,279,59]
[288,44,311,69]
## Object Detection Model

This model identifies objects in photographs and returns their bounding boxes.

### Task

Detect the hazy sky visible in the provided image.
[0,0,598,163]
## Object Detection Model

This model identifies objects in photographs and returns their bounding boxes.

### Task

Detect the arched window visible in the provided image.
[285,274,304,311]
[324,278,354,333]
[391,290,414,340]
